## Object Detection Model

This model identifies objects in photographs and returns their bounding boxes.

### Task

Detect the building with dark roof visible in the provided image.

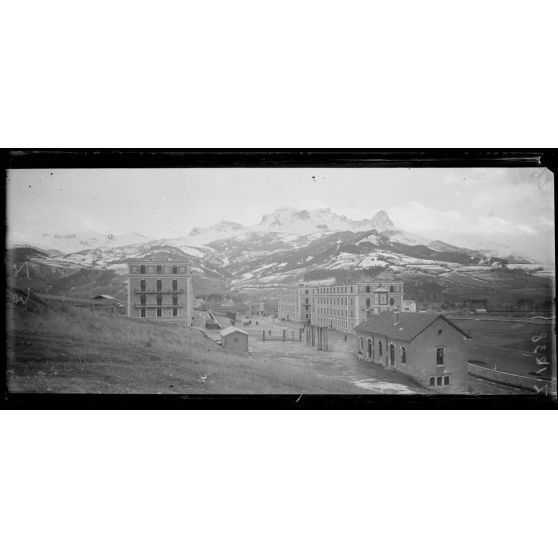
[354,310,471,392]
[93,294,125,314]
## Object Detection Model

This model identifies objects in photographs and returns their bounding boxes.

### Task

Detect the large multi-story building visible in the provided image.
[277,274,405,331]
[126,260,193,322]
[277,285,312,323]
[246,300,265,317]
[309,278,404,332]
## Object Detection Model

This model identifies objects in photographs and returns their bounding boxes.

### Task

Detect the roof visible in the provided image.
[93,294,123,303]
[36,294,92,304]
[220,326,248,337]
[126,260,190,265]
[354,311,471,341]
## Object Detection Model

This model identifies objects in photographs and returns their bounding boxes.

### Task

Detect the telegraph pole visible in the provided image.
[91,249,98,313]
[92,254,95,313]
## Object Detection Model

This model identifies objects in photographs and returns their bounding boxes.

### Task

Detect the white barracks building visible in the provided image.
[278,272,406,332]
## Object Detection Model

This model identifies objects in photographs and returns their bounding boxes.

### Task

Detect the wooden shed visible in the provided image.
[220,326,249,353]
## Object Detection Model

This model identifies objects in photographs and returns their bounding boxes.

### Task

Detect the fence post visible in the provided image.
[263,330,265,342]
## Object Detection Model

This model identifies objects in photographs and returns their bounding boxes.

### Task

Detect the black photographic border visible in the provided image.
[2,148,557,409]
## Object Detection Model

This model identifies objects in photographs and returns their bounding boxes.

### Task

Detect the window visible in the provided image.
[140,308,146,318]
[390,344,395,366]
[390,286,394,292]
[378,341,383,357]
[172,265,178,274]
[401,346,407,364]
[380,293,387,305]
[140,280,146,292]
[172,296,178,306]
[429,375,451,388]
[140,295,146,306]
[172,279,178,291]
[173,308,178,317]
[359,337,363,350]
[367,338,372,359]
[156,295,162,306]
[436,347,445,365]
[390,298,395,306]
[157,280,162,292]
[140,265,146,274]
[157,307,162,317]
[366,286,370,293]
[156,265,162,274]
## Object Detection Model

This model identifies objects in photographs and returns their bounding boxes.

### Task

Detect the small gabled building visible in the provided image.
[93,294,125,314]
[220,326,249,353]
[354,310,471,392]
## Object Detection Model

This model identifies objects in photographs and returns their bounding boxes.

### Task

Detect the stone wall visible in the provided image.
[467,363,552,393]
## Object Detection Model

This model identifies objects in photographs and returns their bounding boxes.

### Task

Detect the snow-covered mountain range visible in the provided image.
[9,207,542,296]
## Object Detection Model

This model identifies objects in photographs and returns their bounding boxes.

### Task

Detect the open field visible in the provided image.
[453,318,555,379]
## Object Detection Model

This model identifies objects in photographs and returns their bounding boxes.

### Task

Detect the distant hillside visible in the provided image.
[7,206,550,308]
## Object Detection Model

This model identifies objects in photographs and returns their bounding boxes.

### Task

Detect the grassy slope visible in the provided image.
[6,301,363,394]
[455,318,554,378]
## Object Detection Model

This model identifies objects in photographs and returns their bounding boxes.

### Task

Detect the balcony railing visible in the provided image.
[134,304,184,309]
[133,289,185,294]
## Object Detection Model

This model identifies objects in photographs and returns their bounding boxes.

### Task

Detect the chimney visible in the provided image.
[394,310,400,326]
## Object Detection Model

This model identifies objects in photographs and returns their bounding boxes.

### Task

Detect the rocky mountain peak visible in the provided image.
[370,210,396,232]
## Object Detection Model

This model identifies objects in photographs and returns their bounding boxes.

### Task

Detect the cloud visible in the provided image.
[391,201,540,239]
[389,202,464,232]
[476,216,537,235]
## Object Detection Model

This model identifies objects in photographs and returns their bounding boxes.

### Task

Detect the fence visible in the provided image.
[467,363,553,394]
[305,325,329,351]
[260,328,303,343]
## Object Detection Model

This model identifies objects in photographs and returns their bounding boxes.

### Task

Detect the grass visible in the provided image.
[455,318,555,378]
[6,300,365,394]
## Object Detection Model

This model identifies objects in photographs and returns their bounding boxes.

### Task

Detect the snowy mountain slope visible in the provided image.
[10,231,155,255]
[8,206,542,295]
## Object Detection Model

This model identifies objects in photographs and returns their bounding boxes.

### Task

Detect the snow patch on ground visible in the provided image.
[358,256,388,268]
[352,379,419,394]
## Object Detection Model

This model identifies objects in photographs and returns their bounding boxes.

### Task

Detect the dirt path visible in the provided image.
[237,317,428,394]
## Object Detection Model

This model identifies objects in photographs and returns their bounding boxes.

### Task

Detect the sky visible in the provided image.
[7,167,555,263]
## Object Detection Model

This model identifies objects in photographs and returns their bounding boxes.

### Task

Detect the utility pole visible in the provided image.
[92,253,95,313]
[91,249,99,313]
